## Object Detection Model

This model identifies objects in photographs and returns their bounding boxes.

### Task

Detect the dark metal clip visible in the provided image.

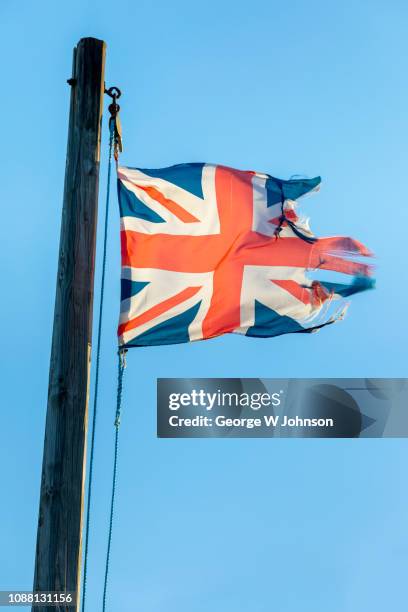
[104,86,123,158]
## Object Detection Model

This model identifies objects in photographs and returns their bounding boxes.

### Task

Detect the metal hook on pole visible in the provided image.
[104,85,123,160]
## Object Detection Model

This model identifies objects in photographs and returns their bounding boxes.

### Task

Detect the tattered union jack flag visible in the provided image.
[117,163,374,348]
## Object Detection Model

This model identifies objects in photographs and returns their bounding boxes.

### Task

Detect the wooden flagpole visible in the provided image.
[32,37,106,612]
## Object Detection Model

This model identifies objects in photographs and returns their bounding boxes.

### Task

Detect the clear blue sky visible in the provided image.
[1,1,407,610]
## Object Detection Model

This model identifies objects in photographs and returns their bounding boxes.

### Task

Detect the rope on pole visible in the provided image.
[81,85,124,612]
[102,350,127,612]
[81,117,115,612]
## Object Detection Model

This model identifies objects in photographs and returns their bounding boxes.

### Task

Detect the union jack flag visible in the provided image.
[117,163,373,347]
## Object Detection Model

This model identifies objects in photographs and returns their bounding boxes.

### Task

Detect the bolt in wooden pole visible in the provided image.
[32,37,106,612]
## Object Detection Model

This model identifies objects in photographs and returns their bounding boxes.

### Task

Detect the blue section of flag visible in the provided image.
[123,302,202,347]
[121,280,149,301]
[266,176,321,207]
[246,300,305,337]
[321,276,375,298]
[136,163,205,199]
[118,179,166,222]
